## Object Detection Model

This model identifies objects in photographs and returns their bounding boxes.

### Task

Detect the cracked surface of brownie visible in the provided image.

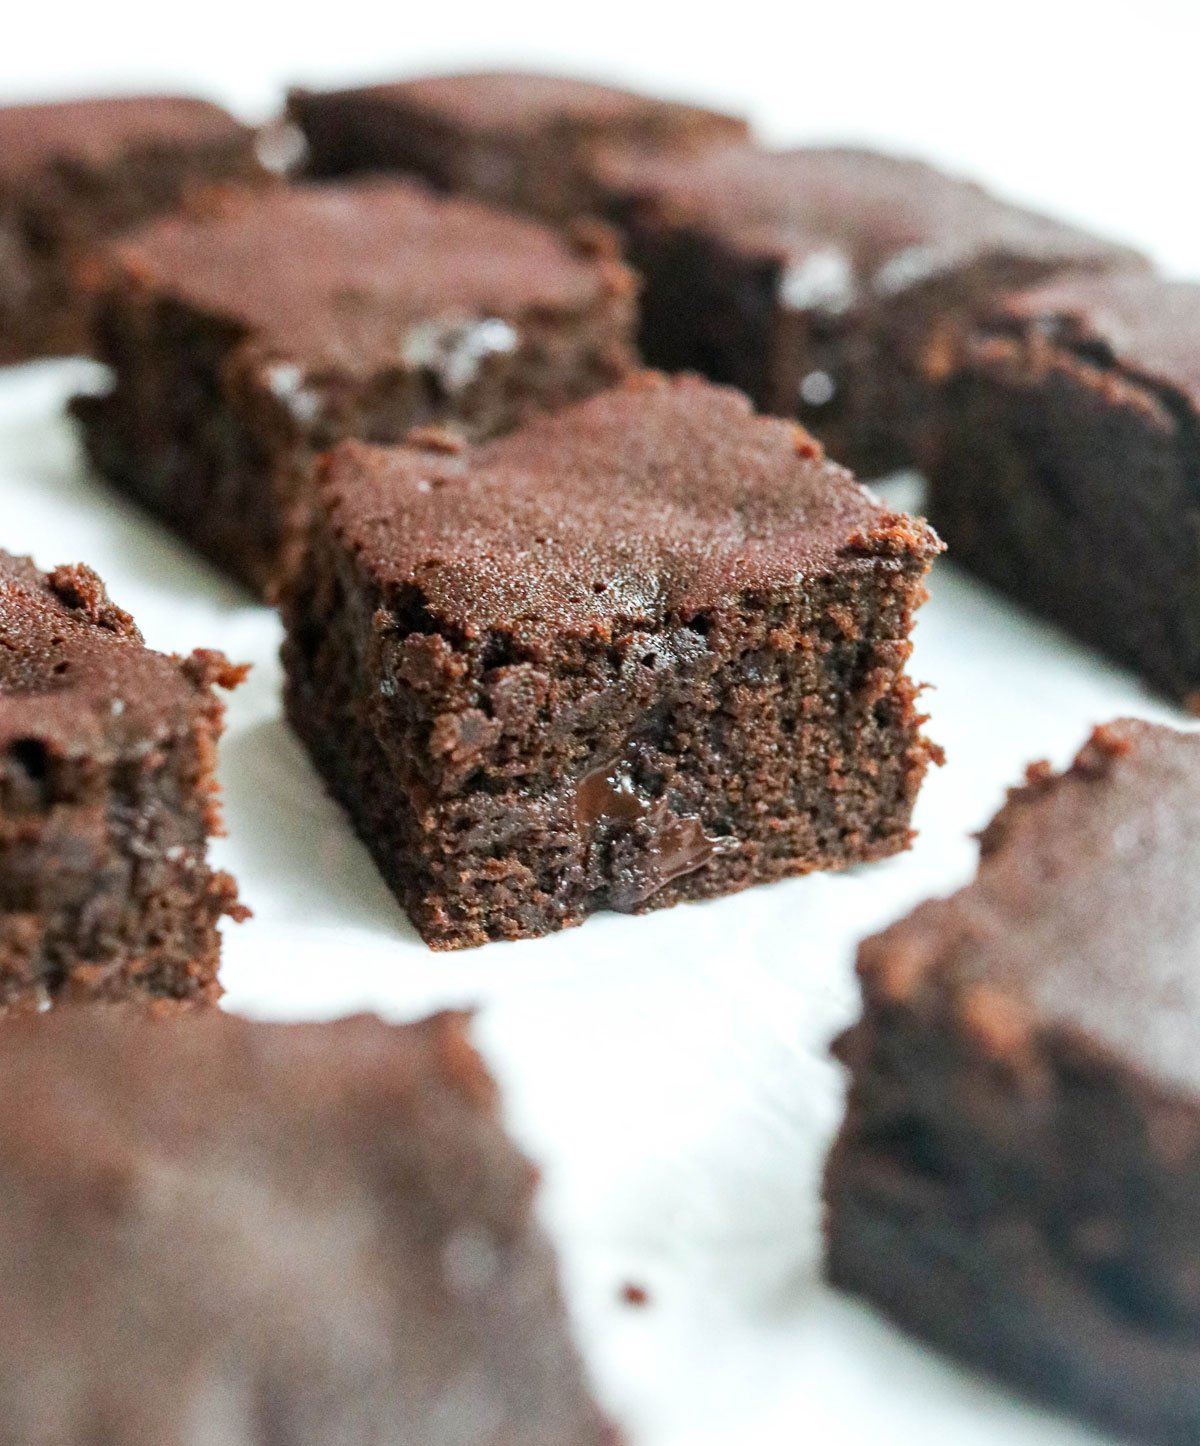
[592,143,1142,476]
[0,551,245,1009]
[827,720,1200,1445]
[288,71,748,222]
[0,95,263,362]
[921,271,1200,707]
[73,179,638,596]
[282,373,942,949]
[0,1007,615,1445]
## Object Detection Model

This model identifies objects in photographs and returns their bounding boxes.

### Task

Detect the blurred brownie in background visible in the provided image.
[0,551,245,1011]
[72,179,637,596]
[826,719,1200,1445]
[0,1007,615,1445]
[282,373,942,950]
[920,271,1200,708]
[287,70,748,222]
[0,96,264,363]
[593,143,1144,476]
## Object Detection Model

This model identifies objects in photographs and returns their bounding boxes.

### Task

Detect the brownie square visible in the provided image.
[826,720,1200,1445]
[0,552,246,1009]
[0,95,264,364]
[72,179,638,597]
[281,373,942,950]
[593,143,1143,476]
[288,70,749,222]
[0,1006,614,1444]
[920,271,1200,708]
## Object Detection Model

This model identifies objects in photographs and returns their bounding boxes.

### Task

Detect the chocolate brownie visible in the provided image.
[281,373,942,950]
[72,179,638,596]
[593,143,1143,475]
[0,1006,614,1445]
[920,271,1200,707]
[826,719,1200,1444]
[0,95,264,364]
[288,70,749,222]
[0,551,245,1010]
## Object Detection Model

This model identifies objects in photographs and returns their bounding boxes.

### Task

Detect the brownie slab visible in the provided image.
[0,552,245,1009]
[921,271,1200,707]
[594,143,1142,475]
[72,179,638,596]
[0,95,263,363]
[826,719,1200,1444]
[0,1006,613,1444]
[288,70,748,222]
[282,373,942,950]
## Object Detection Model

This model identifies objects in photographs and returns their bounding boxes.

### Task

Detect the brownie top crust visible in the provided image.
[0,1007,608,1444]
[859,720,1200,1097]
[0,551,232,756]
[102,179,634,374]
[290,69,746,140]
[985,271,1200,416]
[0,95,250,183]
[595,144,1140,300]
[319,372,941,643]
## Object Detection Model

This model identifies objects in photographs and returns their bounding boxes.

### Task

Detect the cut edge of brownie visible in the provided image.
[281,375,944,950]
[825,719,1200,1446]
[0,556,248,1010]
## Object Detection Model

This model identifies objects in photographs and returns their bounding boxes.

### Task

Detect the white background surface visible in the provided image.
[4,7,1199,1440]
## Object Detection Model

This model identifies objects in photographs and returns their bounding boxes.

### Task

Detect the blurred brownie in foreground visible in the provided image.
[0,1007,614,1445]
[0,551,245,1011]
[0,95,263,363]
[921,272,1200,708]
[826,719,1200,1445]
[72,179,637,596]
[282,373,942,950]
[594,144,1143,475]
[288,70,748,221]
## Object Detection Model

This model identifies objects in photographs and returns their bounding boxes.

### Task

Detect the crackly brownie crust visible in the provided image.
[288,70,748,222]
[0,552,245,1009]
[920,271,1200,707]
[282,373,942,950]
[0,95,263,363]
[0,1007,614,1444]
[826,719,1200,1444]
[593,144,1142,476]
[72,179,638,596]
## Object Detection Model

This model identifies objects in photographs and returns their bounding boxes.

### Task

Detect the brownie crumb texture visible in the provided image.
[826,719,1200,1445]
[282,372,942,950]
[0,551,245,1011]
[0,94,265,363]
[0,1007,615,1445]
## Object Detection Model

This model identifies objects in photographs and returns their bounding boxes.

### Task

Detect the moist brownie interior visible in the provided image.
[921,270,1200,707]
[0,95,264,363]
[72,178,637,595]
[593,143,1143,475]
[827,719,1200,1445]
[0,552,245,1009]
[282,372,942,949]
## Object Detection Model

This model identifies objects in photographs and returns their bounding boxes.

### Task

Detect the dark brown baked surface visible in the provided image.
[0,1006,614,1445]
[0,550,245,1009]
[0,95,263,363]
[72,179,637,596]
[282,372,942,949]
[922,271,1200,705]
[288,70,748,221]
[826,719,1200,1444]
[594,143,1142,475]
